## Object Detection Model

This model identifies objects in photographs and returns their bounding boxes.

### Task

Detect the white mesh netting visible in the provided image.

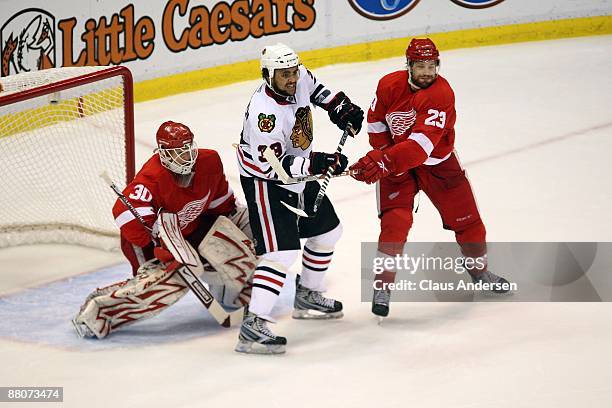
[0,66,133,250]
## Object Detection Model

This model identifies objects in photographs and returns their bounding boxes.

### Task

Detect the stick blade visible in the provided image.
[99,171,113,186]
[280,200,309,217]
[228,308,245,327]
[262,147,292,184]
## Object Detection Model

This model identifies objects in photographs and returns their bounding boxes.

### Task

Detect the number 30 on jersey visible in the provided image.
[424,109,446,128]
[129,184,153,202]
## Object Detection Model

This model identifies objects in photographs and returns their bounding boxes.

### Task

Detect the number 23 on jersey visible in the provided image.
[424,109,446,128]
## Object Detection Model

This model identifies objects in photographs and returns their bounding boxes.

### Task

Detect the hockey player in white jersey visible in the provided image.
[235,43,364,354]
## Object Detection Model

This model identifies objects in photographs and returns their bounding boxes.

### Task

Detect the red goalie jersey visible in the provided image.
[367,70,456,173]
[112,149,236,248]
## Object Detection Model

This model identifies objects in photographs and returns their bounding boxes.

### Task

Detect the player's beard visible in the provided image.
[173,172,195,188]
[274,86,295,97]
[411,74,436,89]
[271,78,296,97]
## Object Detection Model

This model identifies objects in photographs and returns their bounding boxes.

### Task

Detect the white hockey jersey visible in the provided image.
[236,65,337,192]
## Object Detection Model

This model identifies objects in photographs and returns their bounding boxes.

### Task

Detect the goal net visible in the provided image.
[0,66,135,250]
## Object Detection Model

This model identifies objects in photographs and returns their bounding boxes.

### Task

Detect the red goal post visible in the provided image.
[0,66,135,250]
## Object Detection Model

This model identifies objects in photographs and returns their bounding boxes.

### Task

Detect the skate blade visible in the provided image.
[377,316,385,326]
[292,309,344,320]
[234,339,286,355]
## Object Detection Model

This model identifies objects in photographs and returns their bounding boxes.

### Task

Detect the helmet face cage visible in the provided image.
[155,121,198,175]
[158,140,198,175]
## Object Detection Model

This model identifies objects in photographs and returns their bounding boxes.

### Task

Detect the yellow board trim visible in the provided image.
[135,15,612,102]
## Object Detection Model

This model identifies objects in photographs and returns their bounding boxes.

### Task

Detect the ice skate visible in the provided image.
[470,270,512,294]
[292,276,343,320]
[372,288,391,323]
[235,311,286,355]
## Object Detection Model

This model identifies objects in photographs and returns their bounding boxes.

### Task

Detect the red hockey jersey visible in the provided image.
[112,149,235,247]
[367,70,456,173]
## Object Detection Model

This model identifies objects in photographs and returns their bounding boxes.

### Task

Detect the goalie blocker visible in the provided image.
[73,213,256,339]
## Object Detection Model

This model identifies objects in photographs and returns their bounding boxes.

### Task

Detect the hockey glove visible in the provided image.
[154,246,175,264]
[349,149,394,184]
[309,151,349,175]
[327,92,364,135]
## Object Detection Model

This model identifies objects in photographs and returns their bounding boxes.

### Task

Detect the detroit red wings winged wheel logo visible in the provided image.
[386,109,417,139]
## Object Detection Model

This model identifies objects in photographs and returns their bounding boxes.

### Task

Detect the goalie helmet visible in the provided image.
[260,43,300,87]
[156,121,198,175]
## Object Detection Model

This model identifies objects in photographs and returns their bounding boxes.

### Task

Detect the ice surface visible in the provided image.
[1,36,611,408]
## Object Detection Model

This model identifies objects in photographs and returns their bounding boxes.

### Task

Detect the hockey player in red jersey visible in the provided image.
[350,38,510,318]
[72,121,255,338]
[114,121,247,274]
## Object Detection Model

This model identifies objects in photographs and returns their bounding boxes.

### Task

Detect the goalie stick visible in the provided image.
[100,172,243,328]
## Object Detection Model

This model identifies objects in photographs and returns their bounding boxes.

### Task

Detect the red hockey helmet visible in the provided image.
[156,121,194,148]
[406,38,439,62]
[156,121,198,175]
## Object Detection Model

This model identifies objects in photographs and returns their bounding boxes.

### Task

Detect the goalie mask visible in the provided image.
[406,38,440,90]
[156,121,198,176]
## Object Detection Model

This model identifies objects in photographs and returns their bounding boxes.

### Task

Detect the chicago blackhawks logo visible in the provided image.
[290,106,313,150]
[257,113,276,133]
[1,9,56,77]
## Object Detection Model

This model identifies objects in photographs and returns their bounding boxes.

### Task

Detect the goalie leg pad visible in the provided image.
[73,259,189,339]
[198,215,257,308]
[158,212,203,273]
[227,204,252,240]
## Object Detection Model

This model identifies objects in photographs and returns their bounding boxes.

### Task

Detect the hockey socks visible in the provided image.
[301,245,333,291]
[249,260,287,322]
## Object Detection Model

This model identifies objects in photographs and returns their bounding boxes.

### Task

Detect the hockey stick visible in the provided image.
[260,147,357,184]
[311,124,354,214]
[233,143,357,184]
[100,171,242,328]
[271,124,354,217]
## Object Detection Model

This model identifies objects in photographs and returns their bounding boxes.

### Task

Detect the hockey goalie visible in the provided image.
[72,121,256,339]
